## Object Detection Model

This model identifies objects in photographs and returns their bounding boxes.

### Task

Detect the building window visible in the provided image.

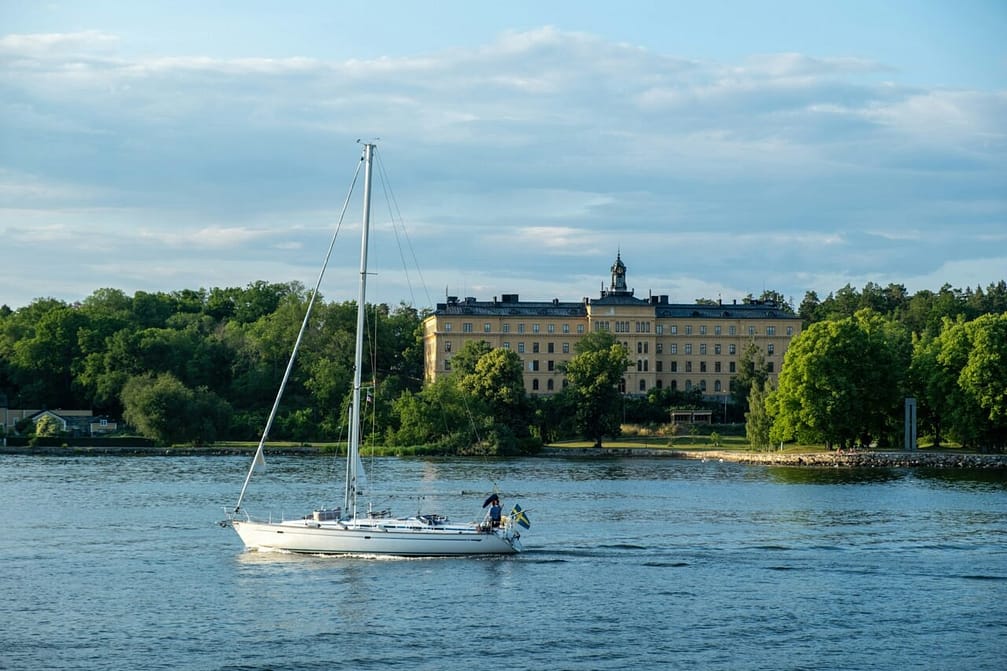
[563,324,570,334]
[700,325,707,335]
[484,323,491,333]
[671,344,678,354]
[532,379,539,391]
[444,342,452,352]
[729,326,737,336]
[685,325,693,335]
[444,360,452,371]
[502,323,510,333]
[686,361,693,372]
[767,326,776,336]
[638,342,643,354]
[671,380,678,391]
[767,344,775,356]
[700,380,707,392]
[715,325,722,335]
[787,326,794,336]
[639,380,646,392]
[533,324,540,333]
[562,342,570,354]
[445,323,452,332]
[548,324,555,333]
[715,361,722,373]
[656,343,663,354]
[767,361,775,373]
[700,343,707,355]
[657,361,663,372]
[670,361,678,372]
[714,380,722,392]
[748,326,756,336]
[700,361,707,373]
[577,324,585,334]
[547,379,554,391]
[685,380,692,391]
[715,344,721,355]
[533,342,540,353]
[548,342,555,354]
[656,325,664,335]
[729,344,737,355]
[670,325,678,335]
[518,324,525,334]
[463,322,473,333]
[531,360,540,371]
[548,360,555,371]
[685,344,692,354]
[518,343,525,353]
[729,361,736,373]
[502,342,510,349]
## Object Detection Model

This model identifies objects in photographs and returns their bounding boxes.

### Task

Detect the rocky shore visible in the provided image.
[541,447,1007,469]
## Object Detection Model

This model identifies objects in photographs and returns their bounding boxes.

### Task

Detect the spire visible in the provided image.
[609,251,628,294]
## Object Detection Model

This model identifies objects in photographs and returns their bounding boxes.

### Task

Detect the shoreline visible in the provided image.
[1,444,1005,468]
[541,447,1007,469]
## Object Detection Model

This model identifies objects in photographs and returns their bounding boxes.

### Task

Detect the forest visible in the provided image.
[1,279,1005,452]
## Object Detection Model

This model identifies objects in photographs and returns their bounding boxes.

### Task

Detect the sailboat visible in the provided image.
[225,143,527,556]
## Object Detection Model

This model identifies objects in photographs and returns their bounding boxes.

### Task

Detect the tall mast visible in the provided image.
[345,142,374,519]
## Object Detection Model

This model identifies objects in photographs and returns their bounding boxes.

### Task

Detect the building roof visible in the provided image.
[430,254,799,320]
[433,295,797,320]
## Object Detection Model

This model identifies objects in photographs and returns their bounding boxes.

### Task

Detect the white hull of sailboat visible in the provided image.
[232,518,522,556]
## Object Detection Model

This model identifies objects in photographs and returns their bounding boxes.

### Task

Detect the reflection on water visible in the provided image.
[915,466,1007,491]
[766,465,906,485]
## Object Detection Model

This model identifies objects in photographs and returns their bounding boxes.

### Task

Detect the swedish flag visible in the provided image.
[510,504,531,529]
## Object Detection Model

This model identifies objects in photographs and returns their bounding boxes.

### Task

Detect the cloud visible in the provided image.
[0,27,1003,310]
[0,30,119,56]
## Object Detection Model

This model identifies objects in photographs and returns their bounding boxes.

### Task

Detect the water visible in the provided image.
[2,455,1005,670]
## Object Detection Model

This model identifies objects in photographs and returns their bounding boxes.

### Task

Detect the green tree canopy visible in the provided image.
[121,372,232,445]
[768,309,910,449]
[914,312,1007,450]
[561,330,630,448]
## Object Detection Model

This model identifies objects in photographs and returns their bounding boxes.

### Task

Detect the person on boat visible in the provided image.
[490,499,502,528]
[482,493,502,529]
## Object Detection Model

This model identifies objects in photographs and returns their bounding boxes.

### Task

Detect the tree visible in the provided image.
[458,347,532,443]
[34,414,62,438]
[768,310,910,449]
[561,331,630,448]
[10,305,89,406]
[746,381,773,450]
[921,312,1007,451]
[958,313,1007,428]
[121,372,232,445]
[798,290,823,324]
[386,378,485,452]
[450,340,492,376]
[732,342,768,410]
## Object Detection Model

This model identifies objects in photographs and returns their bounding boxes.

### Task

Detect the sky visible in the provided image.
[2,1,1005,311]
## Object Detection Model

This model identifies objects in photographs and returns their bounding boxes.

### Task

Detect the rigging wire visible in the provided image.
[233,150,365,513]
[373,148,435,309]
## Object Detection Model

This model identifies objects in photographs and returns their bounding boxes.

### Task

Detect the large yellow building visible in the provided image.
[422,254,802,399]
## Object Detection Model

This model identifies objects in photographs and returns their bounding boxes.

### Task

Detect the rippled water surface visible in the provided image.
[2,455,1005,670]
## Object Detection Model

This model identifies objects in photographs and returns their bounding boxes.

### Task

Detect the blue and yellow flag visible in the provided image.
[510,504,531,529]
